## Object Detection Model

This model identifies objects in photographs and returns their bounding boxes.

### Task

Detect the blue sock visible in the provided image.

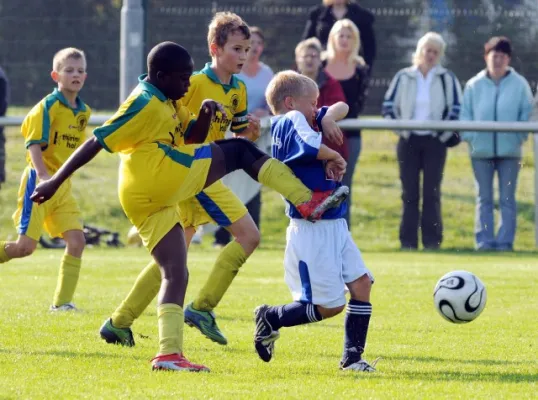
[265,301,322,331]
[342,300,372,363]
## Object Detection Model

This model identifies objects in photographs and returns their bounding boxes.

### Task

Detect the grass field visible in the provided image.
[0,117,537,398]
[0,248,537,399]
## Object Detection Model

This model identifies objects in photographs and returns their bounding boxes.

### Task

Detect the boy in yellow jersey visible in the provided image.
[31,42,348,372]
[0,48,90,311]
[97,12,269,347]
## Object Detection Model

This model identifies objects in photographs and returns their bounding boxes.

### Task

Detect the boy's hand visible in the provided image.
[321,117,344,146]
[201,99,227,119]
[235,114,261,141]
[30,177,60,204]
[325,156,346,182]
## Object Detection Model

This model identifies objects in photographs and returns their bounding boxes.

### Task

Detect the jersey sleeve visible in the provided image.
[281,111,321,164]
[230,82,249,133]
[22,97,56,150]
[176,102,197,140]
[93,92,151,153]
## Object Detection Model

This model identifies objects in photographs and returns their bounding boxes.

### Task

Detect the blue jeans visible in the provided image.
[471,158,521,250]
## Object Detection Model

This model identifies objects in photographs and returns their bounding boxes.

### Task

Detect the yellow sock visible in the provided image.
[193,240,248,311]
[52,254,81,306]
[258,158,312,205]
[0,241,11,263]
[158,303,184,356]
[111,261,161,328]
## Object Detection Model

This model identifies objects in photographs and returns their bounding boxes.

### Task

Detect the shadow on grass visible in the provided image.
[0,348,147,361]
[383,354,536,367]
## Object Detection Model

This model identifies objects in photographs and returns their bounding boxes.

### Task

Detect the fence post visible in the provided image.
[120,0,145,103]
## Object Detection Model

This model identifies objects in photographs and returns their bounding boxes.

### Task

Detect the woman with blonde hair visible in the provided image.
[324,18,370,229]
[303,0,376,69]
[382,32,463,250]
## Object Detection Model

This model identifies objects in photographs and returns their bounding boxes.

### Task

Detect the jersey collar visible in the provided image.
[200,63,240,91]
[138,74,167,101]
[52,88,86,113]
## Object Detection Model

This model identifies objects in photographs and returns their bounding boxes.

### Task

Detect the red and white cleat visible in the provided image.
[151,353,210,372]
[296,186,349,221]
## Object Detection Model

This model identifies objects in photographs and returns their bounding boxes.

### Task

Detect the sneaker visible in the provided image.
[99,318,135,347]
[151,353,210,372]
[296,186,349,221]
[254,305,280,362]
[50,302,78,312]
[184,303,227,345]
[340,357,380,372]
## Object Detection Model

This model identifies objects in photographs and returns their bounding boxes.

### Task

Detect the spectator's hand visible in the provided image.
[321,117,344,146]
[30,177,60,204]
[200,99,227,119]
[325,156,346,182]
[235,114,261,141]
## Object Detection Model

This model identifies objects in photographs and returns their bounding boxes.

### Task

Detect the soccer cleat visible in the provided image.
[99,318,135,347]
[296,186,350,221]
[184,303,228,345]
[49,302,78,312]
[254,305,280,362]
[340,357,380,372]
[151,353,210,372]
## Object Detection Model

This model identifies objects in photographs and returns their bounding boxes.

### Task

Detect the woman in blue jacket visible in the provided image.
[461,37,533,251]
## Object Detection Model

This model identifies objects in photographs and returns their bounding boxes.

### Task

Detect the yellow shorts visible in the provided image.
[178,179,248,228]
[12,167,82,241]
[119,143,212,252]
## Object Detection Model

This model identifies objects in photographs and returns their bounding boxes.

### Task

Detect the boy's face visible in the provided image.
[296,47,322,76]
[289,87,319,125]
[214,31,251,74]
[160,59,194,100]
[51,57,87,93]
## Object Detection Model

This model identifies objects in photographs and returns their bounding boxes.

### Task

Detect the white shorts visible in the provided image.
[284,218,374,308]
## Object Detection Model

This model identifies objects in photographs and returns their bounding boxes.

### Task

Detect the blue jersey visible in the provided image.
[271,108,347,220]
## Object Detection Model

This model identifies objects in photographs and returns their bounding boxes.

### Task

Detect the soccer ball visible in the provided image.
[433,270,487,323]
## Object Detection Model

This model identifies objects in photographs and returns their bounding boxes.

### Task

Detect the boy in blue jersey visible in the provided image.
[254,71,377,372]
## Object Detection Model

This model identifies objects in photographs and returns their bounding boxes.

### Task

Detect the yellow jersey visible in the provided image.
[181,63,249,144]
[22,88,91,174]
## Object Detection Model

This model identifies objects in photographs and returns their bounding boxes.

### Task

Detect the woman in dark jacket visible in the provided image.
[302,0,376,70]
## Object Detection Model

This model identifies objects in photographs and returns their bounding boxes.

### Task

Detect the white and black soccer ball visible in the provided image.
[433,270,487,323]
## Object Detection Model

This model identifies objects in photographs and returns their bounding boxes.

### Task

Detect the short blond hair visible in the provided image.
[295,37,323,57]
[324,19,365,67]
[265,70,319,115]
[207,12,250,56]
[413,32,446,66]
[52,47,86,72]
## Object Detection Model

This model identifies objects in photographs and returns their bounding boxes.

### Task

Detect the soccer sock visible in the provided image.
[111,260,161,329]
[342,300,372,362]
[257,159,312,206]
[193,240,248,311]
[158,303,184,356]
[52,254,81,307]
[0,241,11,263]
[265,302,322,331]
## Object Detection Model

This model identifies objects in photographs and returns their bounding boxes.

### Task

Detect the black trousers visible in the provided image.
[397,134,447,249]
[214,191,262,245]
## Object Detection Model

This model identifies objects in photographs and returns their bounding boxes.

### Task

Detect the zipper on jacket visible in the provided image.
[493,85,499,157]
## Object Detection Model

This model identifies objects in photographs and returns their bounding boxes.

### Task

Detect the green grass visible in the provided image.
[0,248,537,399]
[0,119,537,398]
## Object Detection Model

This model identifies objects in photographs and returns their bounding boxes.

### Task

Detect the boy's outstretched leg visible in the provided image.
[0,235,37,263]
[207,139,349,220]
[50,229,85,312]
[149,224,209,372]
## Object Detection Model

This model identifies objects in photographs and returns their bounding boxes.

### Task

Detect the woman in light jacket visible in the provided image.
[383,32,462,250]
[460,36,533,251]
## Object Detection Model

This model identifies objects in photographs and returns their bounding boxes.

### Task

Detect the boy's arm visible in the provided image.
[317,144,346,181]
[184,100,227,144]
[317,102,349,146]
[31,137,103,204]
[325,101,349,122]
[28,144,51,180]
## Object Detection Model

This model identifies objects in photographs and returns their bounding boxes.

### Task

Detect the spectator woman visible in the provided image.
[460,36,533,251]
[295,37,347,157]
[302,0,376,71]
[213,27,274,247]
[323,18,370,228]
[382,32,462,250]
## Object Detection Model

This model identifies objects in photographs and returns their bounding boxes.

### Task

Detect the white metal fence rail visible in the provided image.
[2,116,538,247]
